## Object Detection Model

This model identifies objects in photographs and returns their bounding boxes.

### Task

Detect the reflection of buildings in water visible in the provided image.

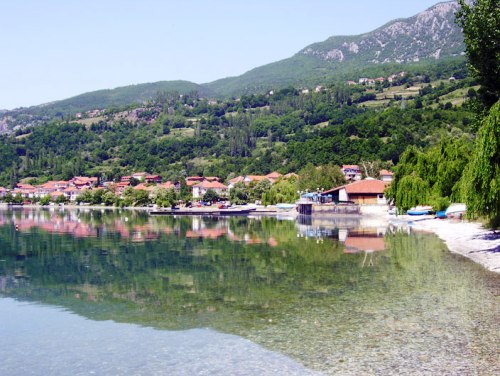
[342,228,387,267]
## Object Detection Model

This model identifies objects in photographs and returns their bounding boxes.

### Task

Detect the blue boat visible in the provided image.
[435,210,447,219]
[407,206,433,216]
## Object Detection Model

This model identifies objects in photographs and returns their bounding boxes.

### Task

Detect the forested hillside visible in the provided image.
[0,71,476,187]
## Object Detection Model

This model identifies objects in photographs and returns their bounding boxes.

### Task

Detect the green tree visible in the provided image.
[153,187,176,208]
[3,192,13,203]
[229,183,249,205]
[39,195,51,206]
[55,194,69,205]
[460,100,500,226]
[202,189,219,203]
[394,175,430,212]
[456,0,500,109]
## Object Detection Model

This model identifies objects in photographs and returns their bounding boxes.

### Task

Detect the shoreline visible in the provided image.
[394,215,500,274]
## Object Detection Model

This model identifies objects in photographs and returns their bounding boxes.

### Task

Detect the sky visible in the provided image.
[0,0,443,109]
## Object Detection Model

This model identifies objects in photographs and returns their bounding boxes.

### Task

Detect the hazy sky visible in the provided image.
[1,0,443,109]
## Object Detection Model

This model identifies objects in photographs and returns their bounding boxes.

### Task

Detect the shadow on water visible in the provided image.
[0,208,498,375]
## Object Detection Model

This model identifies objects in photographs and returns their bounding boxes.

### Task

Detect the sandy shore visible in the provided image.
[398,216,500,273]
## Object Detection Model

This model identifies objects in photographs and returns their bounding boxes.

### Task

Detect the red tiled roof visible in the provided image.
[266,172,282,179]
[134,183,154,191]
[158,182,175,189]
[342,165,360,170]
[194,180,228,189]
[229,176,245,184]
[245,175,267,181]
[323,179,387,195]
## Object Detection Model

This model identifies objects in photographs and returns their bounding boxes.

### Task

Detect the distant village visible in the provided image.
[0,165,394,206]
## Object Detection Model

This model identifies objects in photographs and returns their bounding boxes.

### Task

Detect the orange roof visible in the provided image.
[245,175,267,181]
[134,183,154,191]
[229,176,245,184]
[342,165,360,170]
[158,181,176,189]
[379,169,393,176]
[266,172,282,179]
[16,183,35,189]
[194,180,228,189]
[323,179,387,195]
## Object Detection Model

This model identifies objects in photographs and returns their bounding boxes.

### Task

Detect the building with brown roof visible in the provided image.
[192,180,229,199]
[322,178,388,205]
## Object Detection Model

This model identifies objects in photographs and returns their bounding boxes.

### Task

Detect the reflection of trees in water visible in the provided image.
[0,210,495,336]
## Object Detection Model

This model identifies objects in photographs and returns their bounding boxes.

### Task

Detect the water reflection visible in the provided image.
[0,208,498,375]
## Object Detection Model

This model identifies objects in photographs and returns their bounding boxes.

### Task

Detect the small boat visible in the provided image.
[445,203,466,219]
[407,206,433,216]
[435,210,447,219]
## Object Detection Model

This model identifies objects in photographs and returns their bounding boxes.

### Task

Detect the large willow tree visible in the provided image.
[456,0,500,110]
[461,101,500,227]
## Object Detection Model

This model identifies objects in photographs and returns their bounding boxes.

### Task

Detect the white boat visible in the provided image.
[445,203,466,219]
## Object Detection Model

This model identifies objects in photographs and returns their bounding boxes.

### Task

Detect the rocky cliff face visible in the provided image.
[300,1,464,64]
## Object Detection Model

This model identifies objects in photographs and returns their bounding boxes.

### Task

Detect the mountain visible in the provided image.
[49,80,216,114]
[2,1,465,117]
[206,1,465,96]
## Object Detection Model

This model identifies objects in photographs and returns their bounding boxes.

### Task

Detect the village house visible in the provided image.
[227,176,245,189]
[192,180,229,199]
[322,178,388,205]
[145,174,162,184]
[379,169,394,182]
[341,165,362,181]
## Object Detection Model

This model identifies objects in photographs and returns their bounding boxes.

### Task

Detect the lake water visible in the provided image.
[0,208,498,375]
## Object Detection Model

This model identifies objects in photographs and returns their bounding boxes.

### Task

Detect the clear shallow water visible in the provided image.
[0,208,498,375]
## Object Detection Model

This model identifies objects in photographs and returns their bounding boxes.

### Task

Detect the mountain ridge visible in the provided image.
[4,1,465,112]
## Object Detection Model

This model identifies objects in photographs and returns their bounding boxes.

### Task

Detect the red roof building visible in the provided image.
[323,178,389,205]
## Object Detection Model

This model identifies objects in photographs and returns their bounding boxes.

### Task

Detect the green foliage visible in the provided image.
[298,163,346,192]
[394,175,430,212]
[39,195,51,206]
[456,0,500,109]
[122,187,151,207]
[153,188,176,208]
[388,137,473,211]
[202,189,219,203]
[229,183,249,205]
[262,179,298,205]
[460,100,500,227]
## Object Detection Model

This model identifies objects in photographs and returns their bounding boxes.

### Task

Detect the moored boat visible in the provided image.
[407,206,433,216]
[445,203,466,219]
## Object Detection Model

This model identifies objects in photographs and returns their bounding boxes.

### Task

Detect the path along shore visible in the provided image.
[397,216,500,274]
